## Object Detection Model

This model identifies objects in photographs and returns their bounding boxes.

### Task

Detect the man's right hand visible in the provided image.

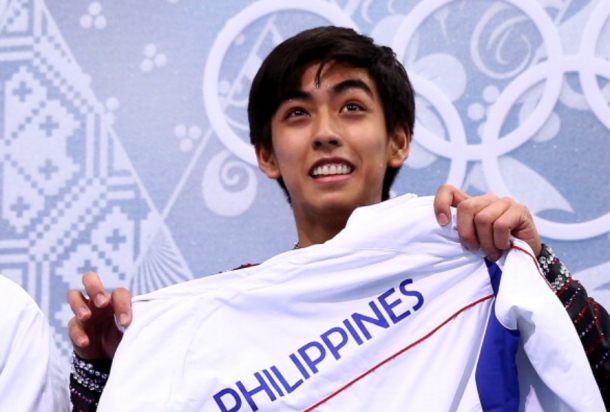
[67,272,132,360]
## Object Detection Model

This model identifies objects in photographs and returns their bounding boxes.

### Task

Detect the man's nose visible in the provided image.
[312,112,342,150]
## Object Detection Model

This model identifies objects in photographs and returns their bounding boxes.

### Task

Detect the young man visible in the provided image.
[67,27,609,410]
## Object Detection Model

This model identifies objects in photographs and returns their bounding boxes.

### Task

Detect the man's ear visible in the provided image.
[255,144,281,179]
[387,123,410,168]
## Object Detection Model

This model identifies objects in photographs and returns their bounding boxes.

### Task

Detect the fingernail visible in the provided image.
[94,294,107,307]
[77,336,88,347]
[119,314,129,326]
[77,307,90,319]
[438,213,449,226]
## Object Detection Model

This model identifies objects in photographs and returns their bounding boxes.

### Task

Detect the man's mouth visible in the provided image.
[311,163,354,178]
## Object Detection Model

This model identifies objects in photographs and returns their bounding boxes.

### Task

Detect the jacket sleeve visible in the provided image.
[539,244,610,409]
[70,355,111,412]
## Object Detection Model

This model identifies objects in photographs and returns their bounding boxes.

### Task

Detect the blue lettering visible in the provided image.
[262,369,284,397]
[352,301,390,340]
[321,326,349,360]
[298,341,326,374]
[399,278,424,311]
[215,277,424,409]
[343,318,364,345]
[289,353,310,379]
[378,287,411,323]
[236,372,276,411]
[271,365,303,393]
[213,388,242,412]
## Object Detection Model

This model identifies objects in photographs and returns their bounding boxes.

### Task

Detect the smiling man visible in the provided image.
[249,27,413,250]
[257,63,408,247]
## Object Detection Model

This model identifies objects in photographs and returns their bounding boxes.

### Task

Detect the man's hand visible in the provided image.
[434,184,541,261]
[67,272,132,360]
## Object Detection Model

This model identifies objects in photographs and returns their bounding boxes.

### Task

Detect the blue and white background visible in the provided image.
[1,0,609,368]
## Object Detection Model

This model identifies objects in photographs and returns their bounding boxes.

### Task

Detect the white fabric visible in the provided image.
[99,195,603,412]
[0,275,69,412]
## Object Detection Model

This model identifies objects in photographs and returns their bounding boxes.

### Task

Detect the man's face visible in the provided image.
[257,62,408,223]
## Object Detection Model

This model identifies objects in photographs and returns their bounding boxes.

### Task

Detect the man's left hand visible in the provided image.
[433,184,541,261]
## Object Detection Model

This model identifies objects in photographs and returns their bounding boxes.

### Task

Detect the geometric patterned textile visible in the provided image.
[1,0,609,372]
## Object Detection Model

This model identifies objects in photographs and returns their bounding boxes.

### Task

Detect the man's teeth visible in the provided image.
[312,164,353,176]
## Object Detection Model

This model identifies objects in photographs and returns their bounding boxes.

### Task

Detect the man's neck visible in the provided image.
[293,208,351,248]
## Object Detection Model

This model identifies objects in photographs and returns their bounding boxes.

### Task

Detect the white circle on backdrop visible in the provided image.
[189,126,202,139]
[484,55,610,240]
[408,73,469,186]
[391,0,563,162]
[174,124,186,138]
[80,14,92,29]
[88,2,102,16]
[388,0,610,240]
[105,97,119,111]
[94,15,107,30]
[468,103,485,121]
[140,60,154,73]
[482,85,499,103]
[144,44,157,58]
[180,139,193,153]
[203,0,358,165]
[155,53,167,67]
[579,0,610,130]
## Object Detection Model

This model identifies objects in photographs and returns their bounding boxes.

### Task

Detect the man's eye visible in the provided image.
[287,108,308,118]
[342,103,362,112]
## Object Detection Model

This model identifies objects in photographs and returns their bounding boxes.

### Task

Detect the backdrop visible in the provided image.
[1,0,609,370]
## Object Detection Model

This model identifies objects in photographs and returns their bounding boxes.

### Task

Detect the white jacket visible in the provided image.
[100,195,604,411]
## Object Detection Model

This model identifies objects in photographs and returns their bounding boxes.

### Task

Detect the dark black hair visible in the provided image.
[248,26,415,201]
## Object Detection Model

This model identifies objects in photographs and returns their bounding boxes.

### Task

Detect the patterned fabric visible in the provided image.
[70,354,111,412]
[539,243,610,410]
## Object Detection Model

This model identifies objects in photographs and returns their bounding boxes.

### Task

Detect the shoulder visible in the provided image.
[0,274,52,354]
[232,263,259,271]
[0,275,44,327]
[133,263,262,303]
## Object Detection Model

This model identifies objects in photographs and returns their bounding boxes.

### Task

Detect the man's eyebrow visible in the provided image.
[277,79,374,107]
[278,90,312,106]
[332,79,374,99]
